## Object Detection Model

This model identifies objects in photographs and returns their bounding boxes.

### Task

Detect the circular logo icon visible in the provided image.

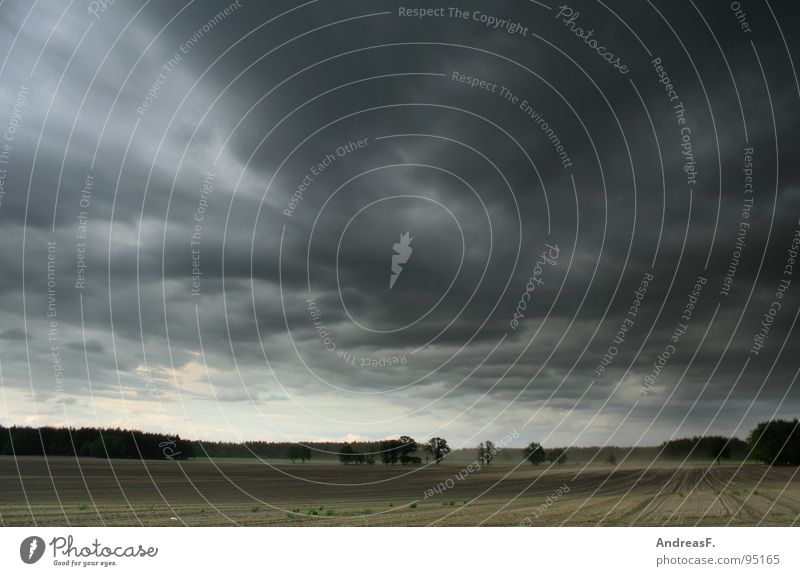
[20,536,45,564]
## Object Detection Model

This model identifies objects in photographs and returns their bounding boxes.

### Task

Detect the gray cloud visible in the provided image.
[0,0,798,446]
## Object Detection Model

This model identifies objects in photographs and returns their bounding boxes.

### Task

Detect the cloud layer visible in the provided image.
[0,0,798,449]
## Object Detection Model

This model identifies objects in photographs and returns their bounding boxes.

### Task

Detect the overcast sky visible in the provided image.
[0,0,798,449]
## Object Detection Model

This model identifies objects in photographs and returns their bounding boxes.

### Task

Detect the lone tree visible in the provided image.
[547,448,567,465]
[477,440,496,465]
[286,444,312,463]
[747,419,800,466]
[338,443,356,464]
[706,437,731,465]
[525,442,546,465]
[426,437,451,465]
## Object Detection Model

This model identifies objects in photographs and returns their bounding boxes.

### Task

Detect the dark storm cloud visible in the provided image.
[0,0,798,444]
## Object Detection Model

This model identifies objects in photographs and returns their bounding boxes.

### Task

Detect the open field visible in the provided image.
[1,456,799,526]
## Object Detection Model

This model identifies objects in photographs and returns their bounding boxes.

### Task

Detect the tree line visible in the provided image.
[2,418,798,466]
[337,436,450,465]
[0,425,193,460]
[520,420,800,467]
[0,425,453,464]
[659,435,748,463]
[522,443,567,465]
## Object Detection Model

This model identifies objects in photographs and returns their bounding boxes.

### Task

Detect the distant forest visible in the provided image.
[1,419,798,465]
[0,424,387,462]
